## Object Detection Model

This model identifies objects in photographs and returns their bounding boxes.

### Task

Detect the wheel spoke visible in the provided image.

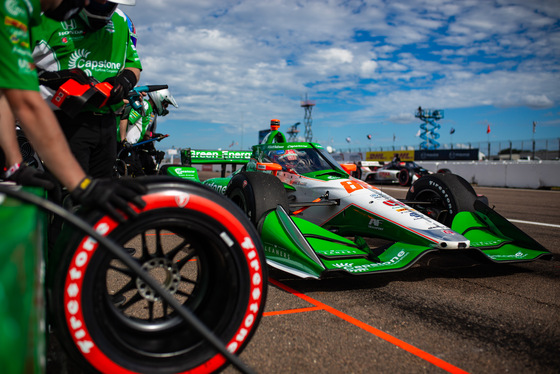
[108,263,134,277]
[176,251,197,268]
[162,299,171,318]
[147,300,154,321]
[119,292,144,311]
[155,228,164,257]
[117,278,138,294]
[180,275,198,286]
[167,237,191,260]
[176,289,193,298]
[140,231,151,261]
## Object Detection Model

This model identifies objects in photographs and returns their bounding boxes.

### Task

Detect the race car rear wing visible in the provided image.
[181,148,252,177]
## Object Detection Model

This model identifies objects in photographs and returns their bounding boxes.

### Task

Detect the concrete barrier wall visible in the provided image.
[418,161,560,189]
[198,159,560,189]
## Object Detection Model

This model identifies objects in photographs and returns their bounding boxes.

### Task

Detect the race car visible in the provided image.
[162,121,551,279]
[352,160,382,181]
[362,159,433,186]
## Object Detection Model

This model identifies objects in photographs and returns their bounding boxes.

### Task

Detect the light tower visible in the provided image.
[301,94,315,142]
[415,107,444,150]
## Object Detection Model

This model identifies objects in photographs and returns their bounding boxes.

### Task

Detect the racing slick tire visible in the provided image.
[406,173,477,227]
[398,168,412,186]
[226,171,289,226]
[48,177,267,374]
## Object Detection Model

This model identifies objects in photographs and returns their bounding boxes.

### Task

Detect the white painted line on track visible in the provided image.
[509,219,560,229]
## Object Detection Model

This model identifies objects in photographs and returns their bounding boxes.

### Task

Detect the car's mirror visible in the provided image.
[340,163,357,173]
[257,162,283,176]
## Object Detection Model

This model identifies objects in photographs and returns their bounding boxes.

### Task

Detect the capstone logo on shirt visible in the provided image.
[68,49,122,74]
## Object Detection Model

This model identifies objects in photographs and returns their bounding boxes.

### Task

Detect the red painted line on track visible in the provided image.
[269,278,469,374]
[264,306,322,317]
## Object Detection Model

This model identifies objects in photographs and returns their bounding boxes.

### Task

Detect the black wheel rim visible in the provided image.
[410,189,449,224]
[81,211,247,367]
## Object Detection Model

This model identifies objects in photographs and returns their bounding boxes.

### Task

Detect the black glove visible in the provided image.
[103,69,138,105]
[38,68,91,90]
[5,163,55,190]
[70,176,147,223]
[122,140,133,149]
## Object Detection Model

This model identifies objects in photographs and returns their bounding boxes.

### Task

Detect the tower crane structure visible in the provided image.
[301,95,315,142]
[416,107,444,150]
[287,122,301,142]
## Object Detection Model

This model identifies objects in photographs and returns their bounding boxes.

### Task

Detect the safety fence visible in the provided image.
[336,137,560,160]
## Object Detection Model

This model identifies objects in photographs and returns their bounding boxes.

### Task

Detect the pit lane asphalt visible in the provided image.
[224,183,560,374]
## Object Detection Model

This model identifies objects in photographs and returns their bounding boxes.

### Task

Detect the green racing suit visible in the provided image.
[30,8,142,178]
[118,99,156,144]
[30,8,142,113]
[0,0,42,91]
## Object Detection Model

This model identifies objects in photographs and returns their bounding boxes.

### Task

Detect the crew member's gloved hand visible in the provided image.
[4,163,55,190]
[122,140,133,149]
[70,176,147,222]
[38,68,91,90]
[103,70,138,105]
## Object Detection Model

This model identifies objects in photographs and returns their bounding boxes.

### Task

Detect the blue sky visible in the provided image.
[124,0,559,152]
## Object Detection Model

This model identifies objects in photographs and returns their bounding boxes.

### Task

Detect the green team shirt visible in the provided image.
[31,8,142,112]
[0,0,42,91]
[117,100,156,144]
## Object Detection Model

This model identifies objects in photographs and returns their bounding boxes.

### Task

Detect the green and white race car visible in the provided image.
[162,122,551,279]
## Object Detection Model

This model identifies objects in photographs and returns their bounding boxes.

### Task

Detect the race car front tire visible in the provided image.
[406,173,477,227]
[226,171,289,226]
[48,177,267,374]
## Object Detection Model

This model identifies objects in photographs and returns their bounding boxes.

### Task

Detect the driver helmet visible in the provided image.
[277,149,299,168]
[80,0,136,31]
[148,89,179,116]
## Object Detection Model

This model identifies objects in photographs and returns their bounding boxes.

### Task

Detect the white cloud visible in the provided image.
[123,0,559,148]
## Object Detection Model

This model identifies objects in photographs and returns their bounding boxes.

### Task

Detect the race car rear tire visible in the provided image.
[49,177,267,374]
[406,173,477,227]
[226,171,289,226]
[398,168,411,186]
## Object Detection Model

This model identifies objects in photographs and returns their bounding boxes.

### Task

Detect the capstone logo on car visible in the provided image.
[488,251,529,260]
[333,250,408,272]
[205,181,227,194]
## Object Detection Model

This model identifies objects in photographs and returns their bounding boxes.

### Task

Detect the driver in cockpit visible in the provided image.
[269,149,300,172]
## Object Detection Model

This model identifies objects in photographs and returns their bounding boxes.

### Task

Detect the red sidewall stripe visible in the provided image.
[63,191,264,373]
